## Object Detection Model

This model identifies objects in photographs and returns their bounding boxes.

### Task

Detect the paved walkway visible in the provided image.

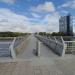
[0,58,75,75]
[40,42,58,58]
[17,35,58,60]
[17,35,37,59]
[0,35,75,75]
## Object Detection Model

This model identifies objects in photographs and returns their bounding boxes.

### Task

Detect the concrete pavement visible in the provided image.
[0,58,75,75]
[17,35,58,60]
[17,35,37,59]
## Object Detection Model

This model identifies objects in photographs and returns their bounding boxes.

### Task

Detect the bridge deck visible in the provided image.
[17,35,58,59]
[0,36,75,75]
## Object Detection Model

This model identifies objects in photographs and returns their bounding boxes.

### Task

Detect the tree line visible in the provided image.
[35,32,66,36]
[0,32,31,37]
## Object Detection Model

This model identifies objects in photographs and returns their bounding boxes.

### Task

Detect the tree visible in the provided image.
[51,32,66,36]
[0,32,30,37]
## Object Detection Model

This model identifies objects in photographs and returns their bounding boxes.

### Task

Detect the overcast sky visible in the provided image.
[0,0,75,32]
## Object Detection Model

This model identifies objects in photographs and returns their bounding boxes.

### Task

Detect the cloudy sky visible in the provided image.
[0,0,75,32]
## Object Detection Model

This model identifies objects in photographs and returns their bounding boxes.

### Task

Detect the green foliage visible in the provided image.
[39,32,66,36]
[51,32,66,36]
[62,36,73,41]
[39,32,51,36]
[0,32,30,37]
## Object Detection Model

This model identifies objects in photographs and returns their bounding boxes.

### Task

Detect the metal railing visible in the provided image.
[14,35,30,55]
[0,39,12,57]
[35,35,64,56]
[9,37,16,58]
[8,35,30,58]
[36,35,75,56]
[64,41,75,54]
[0,35,30,58]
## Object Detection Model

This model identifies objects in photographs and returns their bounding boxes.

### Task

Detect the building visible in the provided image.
[59,14,73,36]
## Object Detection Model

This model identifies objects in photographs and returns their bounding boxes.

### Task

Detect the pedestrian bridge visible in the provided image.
[0,35,75,59]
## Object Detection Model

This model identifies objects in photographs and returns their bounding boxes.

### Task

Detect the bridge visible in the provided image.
[0,34,75,75]
[0,34,75,59]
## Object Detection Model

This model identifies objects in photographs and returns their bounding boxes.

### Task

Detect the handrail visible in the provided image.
[35,35,66,56]
[65,41,75,42]
[9,37,16,58]
[36,35,63,46]
[14,35,30,55]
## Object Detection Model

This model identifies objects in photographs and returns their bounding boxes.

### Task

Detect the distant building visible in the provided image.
[59,14,73,36]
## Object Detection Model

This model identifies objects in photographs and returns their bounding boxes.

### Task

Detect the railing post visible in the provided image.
[61,36,66,57]
[38,41,41,57]
[9,37,16,58]
[36,39,41,57]
[54,36,58,50]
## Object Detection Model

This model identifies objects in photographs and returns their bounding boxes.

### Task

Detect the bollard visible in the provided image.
[38,41,41,57]
[36,39,41,57]
[35,39,38,56]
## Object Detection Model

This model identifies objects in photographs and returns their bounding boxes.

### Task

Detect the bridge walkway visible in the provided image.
[17,35,58,59]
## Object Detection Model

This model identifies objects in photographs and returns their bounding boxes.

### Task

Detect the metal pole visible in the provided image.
[38,41,41,57]
[36,39,41,57]
[9,37,16,58]
[61,36,66,57]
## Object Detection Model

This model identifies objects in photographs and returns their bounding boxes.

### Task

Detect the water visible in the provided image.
[0,40,12,57]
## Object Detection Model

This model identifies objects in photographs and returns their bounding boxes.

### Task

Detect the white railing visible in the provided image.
[61,36,66,56]
[9,37,16,58]
[14,35,30,55]
[35,35,75,56]
[0,35,30,58]
[9,36,26,58]
[35,35,64,56]
[64,41,75,54]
